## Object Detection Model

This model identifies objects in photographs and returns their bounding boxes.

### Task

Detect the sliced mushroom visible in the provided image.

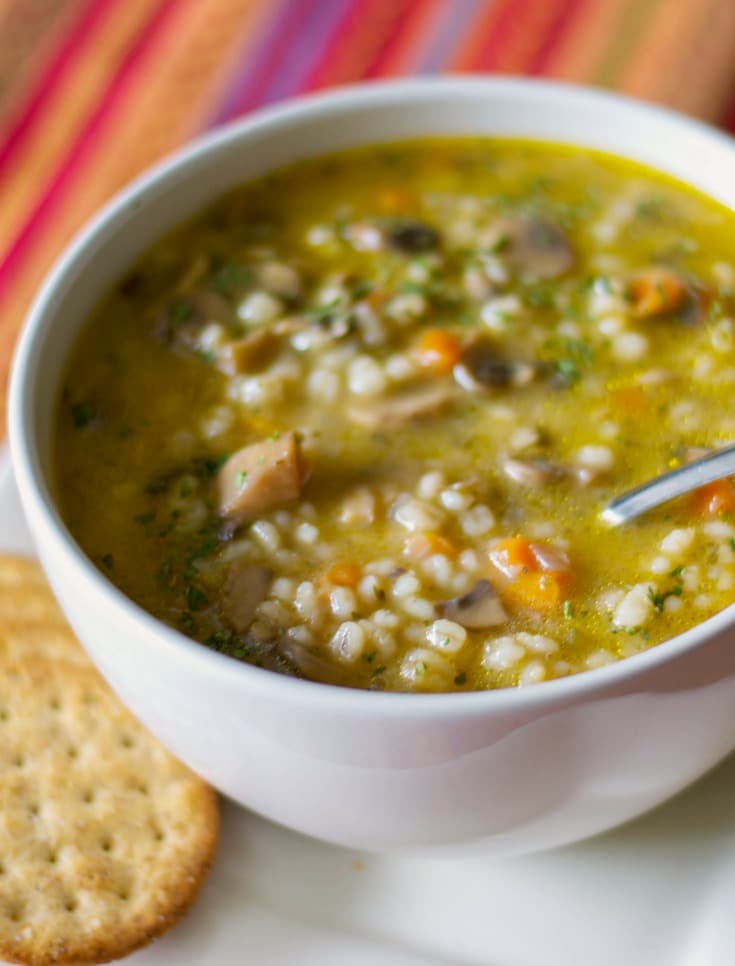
[502,457,565,488]
[494,216,574,281]
[436,580,507,629]
[217,431,310,523]
[386,219,440,254]
[454,338,537,393]
[221,561,272,633]
[217,328,280,375]
[346,383,455,429]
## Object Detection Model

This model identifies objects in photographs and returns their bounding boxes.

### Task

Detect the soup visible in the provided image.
[54,139,735,692]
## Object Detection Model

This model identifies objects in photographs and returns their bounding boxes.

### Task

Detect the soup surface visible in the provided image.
[55,138,735,692]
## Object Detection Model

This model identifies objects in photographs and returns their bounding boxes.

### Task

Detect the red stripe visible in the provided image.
[471,0,534,72]
[362,0,417,78]
[226,0,318,117]
[301,0,376,90]
[0,0,183,298]
[0,0,121,180]
[526,0,589,75]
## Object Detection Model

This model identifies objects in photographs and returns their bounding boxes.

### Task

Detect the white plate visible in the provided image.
[2,444,735,965]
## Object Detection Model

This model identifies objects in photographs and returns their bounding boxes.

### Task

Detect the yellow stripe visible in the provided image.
[592,0,664,87]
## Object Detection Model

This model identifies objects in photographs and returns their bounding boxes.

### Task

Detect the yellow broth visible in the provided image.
[54,138,735,692]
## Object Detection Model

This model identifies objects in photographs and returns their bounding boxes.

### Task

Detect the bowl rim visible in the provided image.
[10,74,735,716]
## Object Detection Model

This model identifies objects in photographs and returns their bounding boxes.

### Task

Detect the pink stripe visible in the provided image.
[527,0,589,75]
[225,0,318,118]
[301,0,373,90]
[0,0,121,180]
[0,0,181,298]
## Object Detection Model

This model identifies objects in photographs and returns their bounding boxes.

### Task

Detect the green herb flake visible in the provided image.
[454,671,467,686]
[361,650,377,664]
[167,298,192,326]
[235,470,248,489]
[415,660,427,678]
[563,600,574,619]
[101,553,114,570]
[71,402,97,429]
[186,584,209,611]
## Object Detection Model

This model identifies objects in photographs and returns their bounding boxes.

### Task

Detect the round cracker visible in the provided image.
[0,557,89,667]
[0,559,219,965]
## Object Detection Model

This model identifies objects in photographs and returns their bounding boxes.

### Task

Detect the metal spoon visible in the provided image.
[602,444,735,526]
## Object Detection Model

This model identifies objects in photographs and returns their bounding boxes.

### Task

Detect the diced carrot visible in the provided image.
[611,385,649,416]
[415,329,463,373]
[324,561,362,587]
[691,479,735,517]
[628,268,687,318]
[502,571,569,614]
[404,531,458,560]
[376,186,414,213]
[491,537,539,574]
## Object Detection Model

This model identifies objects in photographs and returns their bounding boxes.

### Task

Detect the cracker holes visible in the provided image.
[152,827,165,843]
[48,850,58,865]
[63,898,77,913]
[48,697,61,712]
[100,837,113,853]
[12,755,24,768]
[120,735,135,750]
[6,905,22,923]
[82,789,95,805]
[67,746,78,760]
[28,803,39,818]
[0,709,8,722]
[118,890,130,902]
[0,862,5,876]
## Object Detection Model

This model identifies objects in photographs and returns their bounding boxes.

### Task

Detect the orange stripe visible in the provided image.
[173,0,272,137]
[544,0,633,83]
[0,0,161,253]
[619,0,735,122]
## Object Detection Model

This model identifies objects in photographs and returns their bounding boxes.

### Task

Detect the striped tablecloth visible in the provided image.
[3,0,735,435]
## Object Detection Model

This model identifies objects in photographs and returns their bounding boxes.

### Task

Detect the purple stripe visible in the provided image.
[415,0,488,74]
[260,0,353,106]
[205,0,292,127]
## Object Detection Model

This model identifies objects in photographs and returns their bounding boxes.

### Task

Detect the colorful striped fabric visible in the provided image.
[3,0,735,434]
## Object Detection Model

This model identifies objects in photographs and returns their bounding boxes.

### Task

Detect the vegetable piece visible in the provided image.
[490,538,570,579]
[495,217,574,281]
[415,329,463,373]
[502,458,565,488]
[453,338,536,393]
[628,268,687,318]
[490,537,538,576]
[346,384,455,429]
[404,531,458,560]
[611,385,649,416]
[324,562,362,587]
[217,431,310,523]
[221,561,273,633]
[436,580,507,629]
[217,328,279,375]
[502,571,568,614]
[691,479,735,517]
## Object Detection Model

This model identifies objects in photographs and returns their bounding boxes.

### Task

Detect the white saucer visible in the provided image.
[2,446,734,965]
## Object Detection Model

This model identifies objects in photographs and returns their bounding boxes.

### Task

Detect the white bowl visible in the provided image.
[10,78,735,854]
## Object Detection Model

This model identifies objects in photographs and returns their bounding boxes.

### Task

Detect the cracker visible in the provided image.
[0,558,219,964]
[0,557,89,667]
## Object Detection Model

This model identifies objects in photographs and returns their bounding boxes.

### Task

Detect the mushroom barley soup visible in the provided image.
[55,139,735,692]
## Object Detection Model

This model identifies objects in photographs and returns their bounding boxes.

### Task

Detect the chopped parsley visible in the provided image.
[454,671,467,686]
[186,584,209,611]
[563,600,574,619]
[71,402,97,428]
[648,584,683,613]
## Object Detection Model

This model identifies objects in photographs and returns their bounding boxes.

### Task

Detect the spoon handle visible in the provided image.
[602,443,735,526]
